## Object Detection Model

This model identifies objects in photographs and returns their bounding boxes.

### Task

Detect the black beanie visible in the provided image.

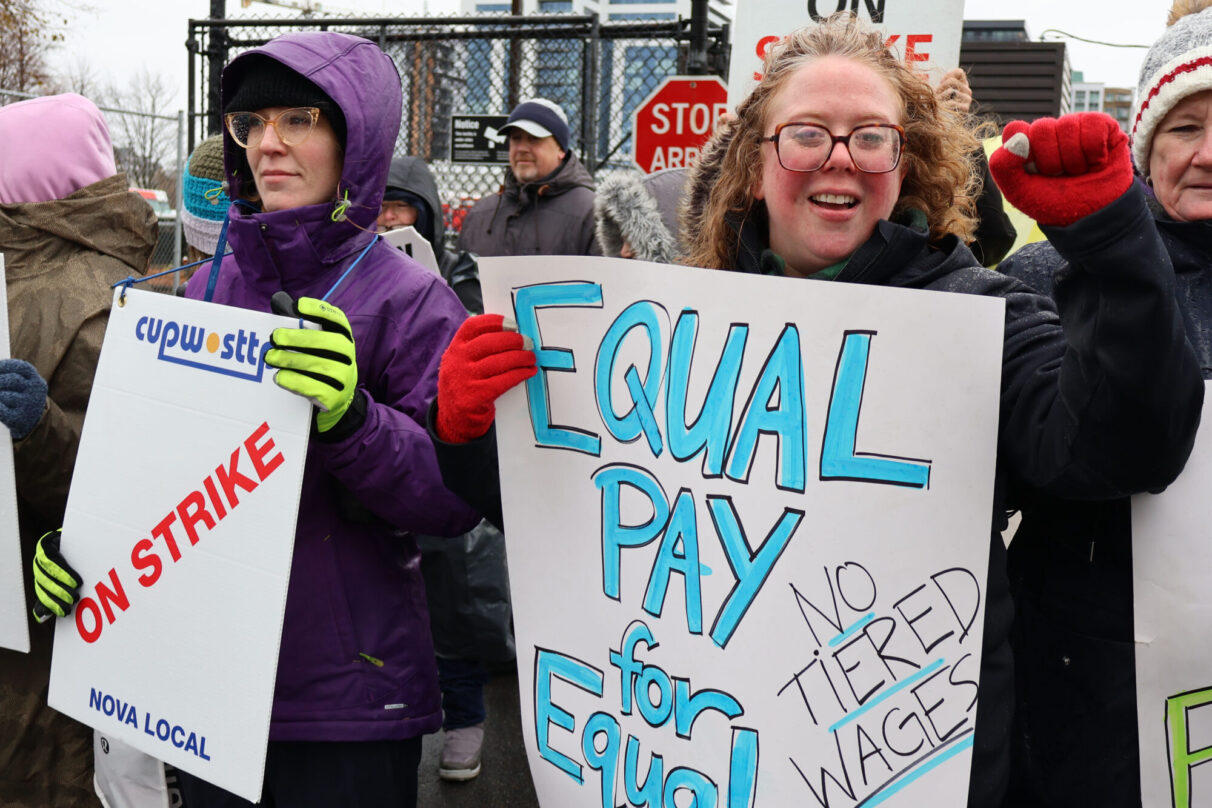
[225,55,347,149]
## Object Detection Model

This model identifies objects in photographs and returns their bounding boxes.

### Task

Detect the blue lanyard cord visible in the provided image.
[160,200,376,307]
[112,251,234,302]
[321,233,380,302]
[203,213,235,303]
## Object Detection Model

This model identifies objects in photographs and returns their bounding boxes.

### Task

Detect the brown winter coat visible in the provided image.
[0,172,155,808]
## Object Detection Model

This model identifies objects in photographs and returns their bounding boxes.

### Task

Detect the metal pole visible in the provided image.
[687,0,708,74]
[509,0,523,110]
[582,13,598,169]
[208,0,227,135]
[187,24,198,155]
[173,110,185,295]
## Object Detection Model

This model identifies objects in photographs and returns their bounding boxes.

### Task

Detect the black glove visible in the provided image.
[32,530,81,623]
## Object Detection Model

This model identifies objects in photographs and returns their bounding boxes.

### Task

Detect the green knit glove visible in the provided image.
[266,293,359,433]
[32,529,81,623]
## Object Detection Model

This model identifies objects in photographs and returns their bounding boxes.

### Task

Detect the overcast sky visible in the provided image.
[49,0,1165,114]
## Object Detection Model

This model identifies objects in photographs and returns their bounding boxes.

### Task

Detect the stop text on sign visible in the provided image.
[632,76,729,174]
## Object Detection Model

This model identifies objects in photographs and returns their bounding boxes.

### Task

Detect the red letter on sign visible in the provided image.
[755,35,780,59]
[178,490,217,547]
[131,538,163,588]
[96,567,130,625]
[904,34,933,63]
[152,511,183,562]
[246,422,284,482]
[216,447,258,509]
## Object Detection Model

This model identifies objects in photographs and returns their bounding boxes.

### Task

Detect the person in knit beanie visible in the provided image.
[996,2,1212,805]
[1132,0,1212,179]
[180,134,231,260]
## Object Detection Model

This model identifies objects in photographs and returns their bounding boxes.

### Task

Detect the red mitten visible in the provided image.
[436,313,538,444]
[989,112,1132,227]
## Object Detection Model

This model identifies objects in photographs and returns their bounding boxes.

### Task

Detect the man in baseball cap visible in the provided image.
[457,97,599,256]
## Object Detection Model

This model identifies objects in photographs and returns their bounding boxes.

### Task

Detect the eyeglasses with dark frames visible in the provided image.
[224,107,321,150]
[761,122,907,174]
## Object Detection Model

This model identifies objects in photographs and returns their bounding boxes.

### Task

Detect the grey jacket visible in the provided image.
[457,152,598,256]
[594,168,687,262]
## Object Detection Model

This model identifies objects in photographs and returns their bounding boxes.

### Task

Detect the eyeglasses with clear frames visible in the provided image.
[224,107,321,150]
[762,123,907,174]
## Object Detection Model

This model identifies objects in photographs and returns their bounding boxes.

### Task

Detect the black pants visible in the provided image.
[177,737,422,808]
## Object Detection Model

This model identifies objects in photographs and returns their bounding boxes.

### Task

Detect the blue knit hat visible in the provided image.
[502,98,571,151]
[180,134,230,255]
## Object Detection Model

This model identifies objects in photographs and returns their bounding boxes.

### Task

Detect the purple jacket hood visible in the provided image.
[188,32,479,743]
[221,31,400,245]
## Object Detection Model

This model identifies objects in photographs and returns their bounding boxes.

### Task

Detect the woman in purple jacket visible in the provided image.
[173,31,478,807]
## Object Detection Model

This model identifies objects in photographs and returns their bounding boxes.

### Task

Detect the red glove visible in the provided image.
[436,314,538,444]
[989,112,1132,227]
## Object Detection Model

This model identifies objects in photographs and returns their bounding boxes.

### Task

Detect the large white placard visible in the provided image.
[0,254,27,654]
[1135,384,1212,808]
[482,256,1004,808]
[48,288,312,802]
[728,0,965,106]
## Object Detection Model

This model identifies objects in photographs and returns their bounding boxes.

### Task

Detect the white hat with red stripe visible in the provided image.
[1133,1,1212,175]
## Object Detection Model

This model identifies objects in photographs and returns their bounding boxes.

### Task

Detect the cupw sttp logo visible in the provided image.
[135,316,268,382]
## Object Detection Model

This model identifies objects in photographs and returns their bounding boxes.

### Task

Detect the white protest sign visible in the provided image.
[0,254,27,654]
[1134,384,1212,808]
[728,0,966,107]
[48,288,312,802]
[381,226,440,275]
[481,255,1003,808]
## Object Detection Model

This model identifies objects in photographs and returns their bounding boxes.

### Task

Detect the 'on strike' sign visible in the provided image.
[728,0,965,106]
[631,76,728,174]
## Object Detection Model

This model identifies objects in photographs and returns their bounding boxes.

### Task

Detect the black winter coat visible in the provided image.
[431,182,1202,808]
[457,151,599,257]
[999,192,1212,808]
[384,156,482,314]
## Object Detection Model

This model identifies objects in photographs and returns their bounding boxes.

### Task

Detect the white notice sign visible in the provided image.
[48,288,312,802]
[381,226,439,275]
[482,256,1003,808]
[0,254,27,654]
[1135,384,1212,808]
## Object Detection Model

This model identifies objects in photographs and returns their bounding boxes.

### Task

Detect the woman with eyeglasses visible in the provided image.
[149,31,477,808]
[682,15,1204,808]
[428,14,1202,808]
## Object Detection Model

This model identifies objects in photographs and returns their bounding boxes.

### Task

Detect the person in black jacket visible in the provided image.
[378,156,509,783]
[998,3,1212,805]
[380,155,482,315]
[428,14,1204,807]
[456,98,599,257]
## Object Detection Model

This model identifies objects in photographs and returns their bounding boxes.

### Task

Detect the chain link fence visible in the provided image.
[0,88,186,290]
[187,12,729,240]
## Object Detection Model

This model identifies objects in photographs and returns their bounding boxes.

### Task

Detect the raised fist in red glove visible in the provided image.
[989,112,1132,227]
[436,313,537,444]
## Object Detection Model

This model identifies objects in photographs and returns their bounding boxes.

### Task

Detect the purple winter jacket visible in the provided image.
[186,32,479,742]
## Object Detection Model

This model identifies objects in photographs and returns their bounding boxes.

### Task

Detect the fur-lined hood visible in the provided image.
[594,168,687,263]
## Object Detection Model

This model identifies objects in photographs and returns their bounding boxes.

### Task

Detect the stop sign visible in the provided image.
[632,76,729,174]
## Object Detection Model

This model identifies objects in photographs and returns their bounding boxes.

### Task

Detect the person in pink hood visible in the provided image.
[0,92,157,808]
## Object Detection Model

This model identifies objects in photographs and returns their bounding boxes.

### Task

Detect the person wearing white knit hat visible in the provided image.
[1132,0,1212,185]
[997,2,1212,806]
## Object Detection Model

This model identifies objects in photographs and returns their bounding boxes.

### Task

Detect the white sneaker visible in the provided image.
[439,723,484,781]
